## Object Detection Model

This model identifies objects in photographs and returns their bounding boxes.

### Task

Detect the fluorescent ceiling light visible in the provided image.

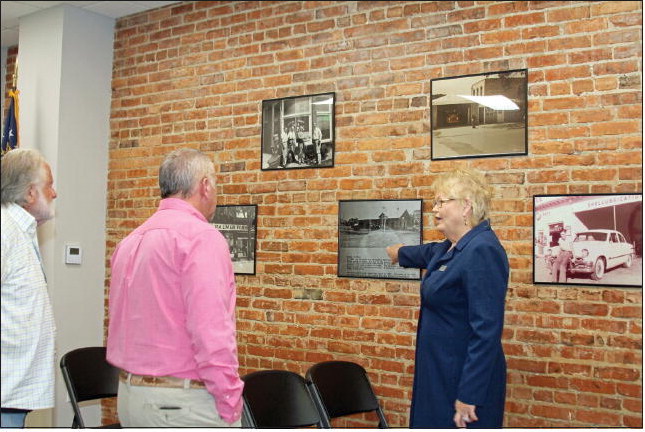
[312,98,333,105]
[457,95,519,110]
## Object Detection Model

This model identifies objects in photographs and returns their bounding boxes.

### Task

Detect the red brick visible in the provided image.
[595,366,641,381]
[570,378,617,394]
[623,415,644,428]
[530,404,572,420]
[576,409,621,425]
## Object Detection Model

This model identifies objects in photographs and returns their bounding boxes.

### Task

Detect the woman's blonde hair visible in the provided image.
[432,167,493,226]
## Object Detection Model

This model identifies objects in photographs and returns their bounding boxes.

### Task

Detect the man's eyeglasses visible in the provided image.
[432,198,456,208]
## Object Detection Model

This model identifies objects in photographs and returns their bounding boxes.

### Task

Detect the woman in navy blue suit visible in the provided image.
[386,168,509,428]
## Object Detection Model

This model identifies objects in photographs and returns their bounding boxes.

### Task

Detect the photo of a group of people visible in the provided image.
[261,92,335,170]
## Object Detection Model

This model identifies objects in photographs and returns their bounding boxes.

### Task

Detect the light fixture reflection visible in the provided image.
[312,98,333,105]
[457,95,519,110]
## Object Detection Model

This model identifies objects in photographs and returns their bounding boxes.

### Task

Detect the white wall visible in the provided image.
[1,47,6,116]
[17,5,113,427]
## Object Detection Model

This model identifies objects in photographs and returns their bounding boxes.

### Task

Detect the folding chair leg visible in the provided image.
[377,407,389,428]
[306,382,331,428]
[241,399,254,428]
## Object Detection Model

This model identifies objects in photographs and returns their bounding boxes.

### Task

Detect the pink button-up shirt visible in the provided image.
[106,198,243,423]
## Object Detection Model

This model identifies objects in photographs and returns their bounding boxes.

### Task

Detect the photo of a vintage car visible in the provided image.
[534,193,642,287]
[569,229,635,280]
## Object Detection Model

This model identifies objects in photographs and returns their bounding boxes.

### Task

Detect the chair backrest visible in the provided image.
[306,361,388,428]
[60,346,120,428]
[242,369,326,428]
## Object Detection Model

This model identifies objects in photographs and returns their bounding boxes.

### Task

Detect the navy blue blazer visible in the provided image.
[399,220,509,428]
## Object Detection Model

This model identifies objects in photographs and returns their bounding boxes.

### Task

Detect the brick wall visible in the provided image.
[3,46,18,111]
[104,0,642,427]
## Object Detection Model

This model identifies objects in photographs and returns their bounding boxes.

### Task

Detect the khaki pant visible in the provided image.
[552,250,572,283]
[117,380,240,427]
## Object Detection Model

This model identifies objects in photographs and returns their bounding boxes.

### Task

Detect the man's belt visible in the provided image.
[119,370,206,389]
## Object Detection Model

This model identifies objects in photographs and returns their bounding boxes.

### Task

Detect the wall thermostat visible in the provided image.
[65,244,82,265]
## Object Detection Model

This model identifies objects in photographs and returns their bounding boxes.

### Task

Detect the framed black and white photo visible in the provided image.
[533,194,642,288]
[338,199,423,280]
[431,69,528,160]
[261,92,335,170]
[212,204,258,275]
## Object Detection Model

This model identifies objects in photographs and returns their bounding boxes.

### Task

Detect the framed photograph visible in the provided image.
[533,194,642,288]
[431,69,528,160]
[261,92,335,170]
[338,199,423,280]
[211,204,258,275]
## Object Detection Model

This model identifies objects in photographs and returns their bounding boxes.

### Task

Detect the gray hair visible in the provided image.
[159,148,215,199]
[1,149,47,206]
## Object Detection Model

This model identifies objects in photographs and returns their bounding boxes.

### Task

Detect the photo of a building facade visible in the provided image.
[431,69,527,160]
[338,200,422,280]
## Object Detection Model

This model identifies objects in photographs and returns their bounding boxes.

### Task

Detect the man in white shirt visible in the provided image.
[280,125,289,167]
[313,122,323,164]
[552,227,573,283]
[1,149,58,428]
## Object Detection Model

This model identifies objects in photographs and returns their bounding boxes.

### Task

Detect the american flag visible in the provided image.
[1,89,19,156]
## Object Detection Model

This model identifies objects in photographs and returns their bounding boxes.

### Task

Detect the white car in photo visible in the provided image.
[570,229,635,280]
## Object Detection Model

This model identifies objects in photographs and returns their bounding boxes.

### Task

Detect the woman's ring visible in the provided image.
[462,415,470,422]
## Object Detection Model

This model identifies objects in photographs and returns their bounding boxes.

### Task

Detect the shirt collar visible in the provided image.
[455,219,491,251]
[5,203,38,236]
[158,198,208,222]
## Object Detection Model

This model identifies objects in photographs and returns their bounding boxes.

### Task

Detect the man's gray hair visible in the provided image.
[159,148,215,199]
[1,149,47,206]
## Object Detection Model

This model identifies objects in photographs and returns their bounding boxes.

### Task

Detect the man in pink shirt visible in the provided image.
[106,148,244,427]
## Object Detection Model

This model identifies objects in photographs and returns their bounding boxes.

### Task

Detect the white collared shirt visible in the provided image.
[1,203,56,410]
[558,234,573,252]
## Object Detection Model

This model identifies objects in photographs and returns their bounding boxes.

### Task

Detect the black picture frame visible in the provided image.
[533,194,642,288]
[212,204,258,275]
[261,92,335,170]
[338,199,423,280]
[431,68,528,160]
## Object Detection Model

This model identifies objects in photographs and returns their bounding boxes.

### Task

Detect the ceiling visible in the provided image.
[1,1,183,48]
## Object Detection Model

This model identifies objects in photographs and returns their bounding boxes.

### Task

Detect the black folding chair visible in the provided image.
[242,369,327,428]
[306,361,388,428]
[60,346,120,428]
